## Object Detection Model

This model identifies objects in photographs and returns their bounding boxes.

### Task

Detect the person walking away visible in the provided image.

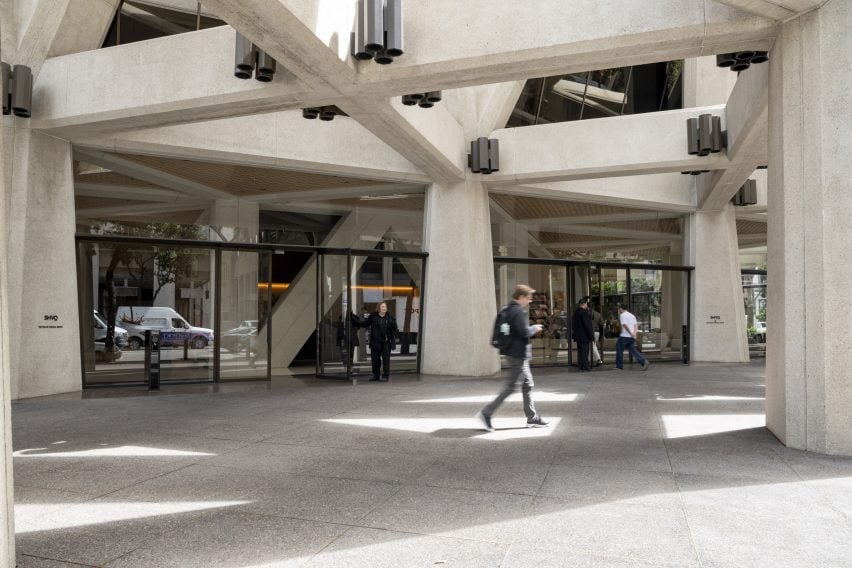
[590,305,604,366]
[572,297,595,371]
[615,305,650,371]
[478,284,549,431]
[359,301,398,381]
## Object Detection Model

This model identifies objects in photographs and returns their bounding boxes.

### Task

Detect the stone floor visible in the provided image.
[10,361,852,567]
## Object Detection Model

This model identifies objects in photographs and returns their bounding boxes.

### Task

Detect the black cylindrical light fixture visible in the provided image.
[750,51,769,64]
[409,93,425,101]
[716,53,736,68]
[302,108,320,119]
[698,113,712,156]
[425,91,442,103]
[374,31,394,64]
[351,0,373,60]
[711,115,723,153]
[364,0,383,52]
[476,137,490,174]
[319,106,336,121]
[401,94,418,106]
[469,139,481,172]
[736,51,756,61]
[744,179,757,205]
[417,99,433,108]
[731,60,750,72]
[385,0,403,56]
[1,62,10,115]
[11,65,32,118]
[255,51,276,82]
[488,139,499,172]
[686,118,699,155]
[234,33,255,79]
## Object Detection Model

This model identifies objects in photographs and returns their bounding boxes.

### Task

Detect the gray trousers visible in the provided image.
[482,356,537,420]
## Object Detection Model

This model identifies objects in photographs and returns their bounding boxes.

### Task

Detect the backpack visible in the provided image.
[491,306,512,351]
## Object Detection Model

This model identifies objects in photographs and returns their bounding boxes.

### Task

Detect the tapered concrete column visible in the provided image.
[0,110,18,568]
[4,128,81,399]
[422,180,499,376]
[685,206,749,362]
[766,0,852,455]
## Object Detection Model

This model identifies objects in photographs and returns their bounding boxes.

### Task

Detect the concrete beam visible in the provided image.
[520,211,683,225]
[32,2,778,134]
[77,202,211,219]
[528,224,678,242]
[712,0,820,20]
[72,110,429,184]
[486,108,728,186]
[245,184,425,204]
[75,182,189,202]
[493,174,697,213]
[356,0,778,96]
[477,81,527,134]
[33,27,326,136]
[698,63,769,210]
[10,0,118,77]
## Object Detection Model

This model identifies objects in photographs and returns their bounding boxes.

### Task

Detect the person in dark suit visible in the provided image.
[572,297,595,371]
[357,301,398,382]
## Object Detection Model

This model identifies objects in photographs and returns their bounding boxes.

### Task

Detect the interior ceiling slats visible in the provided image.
[590,219,682,234]
[74,196,157,209]
[549,246,671,259]
[119,153,392,197]
[737,219,768,235]
[92,210,207,225]
[328,196,424,211]
[74,171,163,188]
[534,231,624,243]
[491,194,634,220]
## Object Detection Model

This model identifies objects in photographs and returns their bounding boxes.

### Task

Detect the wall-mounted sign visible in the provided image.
[705,314,725,325]
[38,314,63,329]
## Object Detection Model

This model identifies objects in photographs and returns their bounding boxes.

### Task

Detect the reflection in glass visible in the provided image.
[507,61,683,127]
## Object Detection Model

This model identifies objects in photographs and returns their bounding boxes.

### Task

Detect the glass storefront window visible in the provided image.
[103,2,226,47]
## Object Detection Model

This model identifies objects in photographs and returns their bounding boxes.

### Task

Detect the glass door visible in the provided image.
[317,253,351,379]
[493,260,568,367]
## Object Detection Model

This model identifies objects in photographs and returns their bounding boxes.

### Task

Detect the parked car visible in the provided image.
[221,320,258,353]
[117,306,213,350]
[93,310,128,361]
[754,321,766,343]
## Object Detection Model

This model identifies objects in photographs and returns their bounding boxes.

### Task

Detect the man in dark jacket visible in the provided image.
[358,301,398,382]
[478,284,549,431]
[573,297,595,371]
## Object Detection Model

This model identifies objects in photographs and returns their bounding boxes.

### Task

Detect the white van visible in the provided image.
[116,306,213,350]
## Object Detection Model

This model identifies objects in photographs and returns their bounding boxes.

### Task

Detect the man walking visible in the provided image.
[615,305,650,371]
[590,304,604,367]
[572,297,595,371]
[478,284,549,431]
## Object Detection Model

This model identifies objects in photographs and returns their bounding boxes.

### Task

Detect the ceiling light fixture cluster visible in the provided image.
[716,51,768,72]
[468,138,500,174]
[1,62,33,117]
[302,106,348,121]
[401,91,442,108]
[351,0,403,65]
[732,179,757,206]
[233,33,278,82]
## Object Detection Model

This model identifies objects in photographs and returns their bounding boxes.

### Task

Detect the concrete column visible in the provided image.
[766,0,852,455]
[685,206,749,362]
[5,127,81,399]
[422,180,499,376]
[683,55,738,108]
[0,101,18,568]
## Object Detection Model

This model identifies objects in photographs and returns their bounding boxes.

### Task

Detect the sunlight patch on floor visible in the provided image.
[15,501,249,534]
[321,417,562,439]
[402,392,579,404]
[662,414,765,439]
[655,395,764,402]
[13,445,215,458]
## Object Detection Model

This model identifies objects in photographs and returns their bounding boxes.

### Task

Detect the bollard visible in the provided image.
[682,324,689,364]
[183,338,189,360]
[147,329,161,390]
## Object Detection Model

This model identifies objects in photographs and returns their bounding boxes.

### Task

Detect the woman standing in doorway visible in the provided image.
[359,302,398,382]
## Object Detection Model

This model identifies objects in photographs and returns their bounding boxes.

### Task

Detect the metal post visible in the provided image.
[267,252,272,382]
[214,248,222,382]
[147,330,161,390]
[196,2,202,30]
